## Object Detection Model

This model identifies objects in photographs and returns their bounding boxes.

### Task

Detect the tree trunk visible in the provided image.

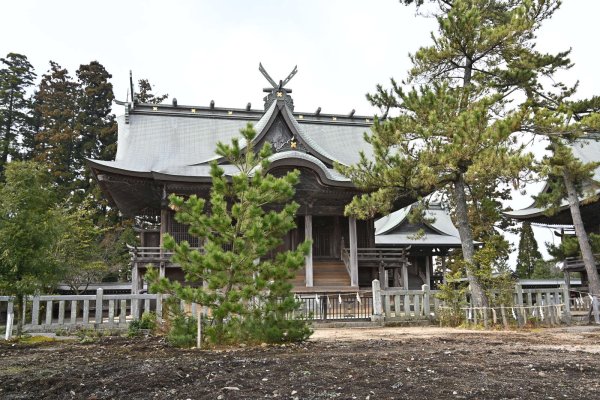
[453,174,489,307]
[453,55,488,308]
[563,169,600,296]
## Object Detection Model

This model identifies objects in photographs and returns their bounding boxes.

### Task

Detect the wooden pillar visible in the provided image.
[425,256,431,287]
[564,270,571,291]
[441,255,447,284]
[333,217,341,258]
[393,268,401,288]
[378,262,386,288]
[305,215,313,287]
[159,207,168,279]
[349,217,359,287]
[402,264,409,290]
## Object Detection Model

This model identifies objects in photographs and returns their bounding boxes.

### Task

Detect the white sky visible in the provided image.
[2,0,598,266]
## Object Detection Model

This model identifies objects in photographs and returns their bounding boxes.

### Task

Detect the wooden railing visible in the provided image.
[128,245,203,263]
[341,247,411,273]
[564,254,600,271]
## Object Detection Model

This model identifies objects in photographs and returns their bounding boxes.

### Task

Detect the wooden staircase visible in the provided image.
[291,260,351,289]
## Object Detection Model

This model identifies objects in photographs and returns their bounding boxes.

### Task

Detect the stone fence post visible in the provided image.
[422,284,430,319]
[515,283,524,326]
[4,300,14,340]
[560,284,571,324]
[592,296,600,324]
[95,288,103,326]
[371,279,383,323]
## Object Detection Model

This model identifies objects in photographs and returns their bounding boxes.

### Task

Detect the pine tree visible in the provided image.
[147,124,311,345]
[516,222,542,278]
[0,53,36,177]
[533,125,600,294]
[136,79,168,104]
[339,0,569,307]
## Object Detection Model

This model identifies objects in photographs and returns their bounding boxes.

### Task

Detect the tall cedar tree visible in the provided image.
[34,61,119,205]
[516,221,543,278]
[339,0,569,307]
[75,61,119,222]
[33,61,132,278]
[0,162,61,335]
[34,61,80,196]
[148,124,312,345]
[136,79,168,104]
[0,53,36,177]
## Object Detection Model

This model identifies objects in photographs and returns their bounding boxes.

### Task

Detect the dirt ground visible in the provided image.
[1,325,600,400]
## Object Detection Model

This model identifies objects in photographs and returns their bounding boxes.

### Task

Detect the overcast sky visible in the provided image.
[2,0,598,264]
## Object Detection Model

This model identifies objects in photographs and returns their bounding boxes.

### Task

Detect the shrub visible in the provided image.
[128,312,157,337]
[436,271,468,327]
[167,315,197,348]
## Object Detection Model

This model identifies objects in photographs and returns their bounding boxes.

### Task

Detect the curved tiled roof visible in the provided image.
[505,136,600,221]
[374,201,462,247]
[101,98,375,176]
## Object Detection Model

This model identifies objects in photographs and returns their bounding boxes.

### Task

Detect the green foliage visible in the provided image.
[53,206,110,294]
[99,220,138,282]
[535,140,600,216]
[136,79,168,104]
[530,260,562,279]
[516,222,543,279]
[547,233,600,260]
[128,312,158,337]
[75,327,104,343]
[167,315,197,348]
[33,61,81,194]
[0,161,61,297]
[340,0,570,308]
[435,271,468,327]
[531,100,600,294]
[0,53,36,177]
[147,123,311,345]
[33,61,118,209]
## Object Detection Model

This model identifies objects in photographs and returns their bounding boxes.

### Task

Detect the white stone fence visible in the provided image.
[370,280,593,325]
[2,281,598,339]
[0,290,162,338]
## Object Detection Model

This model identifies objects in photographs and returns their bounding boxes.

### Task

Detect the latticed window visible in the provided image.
[170,219,200,247]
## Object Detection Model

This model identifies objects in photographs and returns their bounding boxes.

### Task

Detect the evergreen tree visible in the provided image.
[516,221,543,278]
[532,108,600,294]
[76,61,117,162]
[340,0,568,307]
[34,61,80,196]
[0,53,36,176]
[0,161,62,335]
[75,61,118,221]
[148,124,312,345]
[136,79,168,104]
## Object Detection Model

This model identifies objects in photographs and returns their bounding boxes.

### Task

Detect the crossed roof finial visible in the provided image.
[259,63,298,91]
